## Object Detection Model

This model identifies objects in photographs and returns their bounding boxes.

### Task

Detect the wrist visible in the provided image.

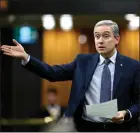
[22,52,28,61]
[124,109,131,121]
[123,110,127,116]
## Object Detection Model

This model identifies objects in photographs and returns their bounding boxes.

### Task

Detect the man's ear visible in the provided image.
[115,36,120,44]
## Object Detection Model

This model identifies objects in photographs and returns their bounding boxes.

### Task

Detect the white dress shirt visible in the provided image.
[82,49,117,122]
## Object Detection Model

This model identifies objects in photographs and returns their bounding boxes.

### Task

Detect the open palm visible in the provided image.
[1,39,27,59]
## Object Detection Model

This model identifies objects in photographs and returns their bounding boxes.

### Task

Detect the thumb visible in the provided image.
[13,39,21,46]
[117,112,120,116]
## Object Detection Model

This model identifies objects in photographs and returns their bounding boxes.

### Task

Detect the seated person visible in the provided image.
[40,88,66,120]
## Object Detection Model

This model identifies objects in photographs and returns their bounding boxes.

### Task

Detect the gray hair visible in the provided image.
[94,20,120,37]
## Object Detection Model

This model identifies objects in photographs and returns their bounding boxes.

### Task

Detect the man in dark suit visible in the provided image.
[1,20,140,132]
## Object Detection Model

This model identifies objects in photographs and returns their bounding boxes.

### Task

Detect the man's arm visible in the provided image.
[1,39,78,82]
[21,55,78,82]
[112,62,140,123]
[127,62,140,119]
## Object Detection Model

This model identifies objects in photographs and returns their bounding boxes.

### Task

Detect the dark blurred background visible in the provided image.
[0,0,140,131]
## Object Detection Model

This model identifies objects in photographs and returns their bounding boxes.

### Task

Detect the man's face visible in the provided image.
[94,25,120,56]
[47,92,57,104]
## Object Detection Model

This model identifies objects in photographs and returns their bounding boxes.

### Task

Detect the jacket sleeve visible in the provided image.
[128,62,140,118]
[22,55,79,82]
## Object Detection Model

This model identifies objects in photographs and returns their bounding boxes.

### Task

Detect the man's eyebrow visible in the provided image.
[94,32,98,34]
[94,31,111,34]
[103,31,111,34]
[94,32,100,35]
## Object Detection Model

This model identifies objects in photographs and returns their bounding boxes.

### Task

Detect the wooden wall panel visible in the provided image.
[118,29,139,61]
[41,30,81,106]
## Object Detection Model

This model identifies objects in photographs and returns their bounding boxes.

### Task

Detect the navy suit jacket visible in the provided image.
[23,52,140,122]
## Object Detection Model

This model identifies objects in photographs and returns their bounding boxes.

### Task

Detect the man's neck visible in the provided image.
[101,48,116,59]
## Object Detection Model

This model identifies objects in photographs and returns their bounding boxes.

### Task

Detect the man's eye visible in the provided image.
[104,35,109,38]
[95,35,100,38]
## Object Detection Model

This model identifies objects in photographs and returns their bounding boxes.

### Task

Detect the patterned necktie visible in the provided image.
[100,59,111,103]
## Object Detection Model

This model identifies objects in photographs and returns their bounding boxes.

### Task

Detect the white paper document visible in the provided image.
[86,99,118,118]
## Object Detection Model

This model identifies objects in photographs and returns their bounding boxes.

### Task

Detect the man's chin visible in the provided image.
[98,51,109,57]
[98,51,107,55]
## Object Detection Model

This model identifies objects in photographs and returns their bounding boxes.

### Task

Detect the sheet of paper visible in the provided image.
[86,99,118,118]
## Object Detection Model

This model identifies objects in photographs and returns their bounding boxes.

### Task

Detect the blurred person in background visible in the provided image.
[38,88,67,132]
[40,88,66,120]
[1,20,140,132]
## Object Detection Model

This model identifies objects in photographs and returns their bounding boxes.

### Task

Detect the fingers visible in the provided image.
[112,112,124,123]
[1,46,12,53]
[1,48,11,53]
[13,39,21,46]
[112,118,124,124]
[111,111,126,124]
[112,115,124,123]
[1,45,16,51]
[3,52,12,56]
[0,39,20,50]
[1,45,11,49]
[112,114,123,120]
[1,39,21,50]
[114,117,124,121]
[112,116,123,121]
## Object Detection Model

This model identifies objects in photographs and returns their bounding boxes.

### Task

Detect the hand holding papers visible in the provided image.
[86,99,118,118]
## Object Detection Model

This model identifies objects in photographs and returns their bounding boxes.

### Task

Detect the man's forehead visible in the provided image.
[94,25,112,34]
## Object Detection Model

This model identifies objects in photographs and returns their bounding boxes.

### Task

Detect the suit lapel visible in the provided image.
[85,54,99,92]
[113,53,124,98]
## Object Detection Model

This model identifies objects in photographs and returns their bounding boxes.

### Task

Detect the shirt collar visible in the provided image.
[98,49,117,65]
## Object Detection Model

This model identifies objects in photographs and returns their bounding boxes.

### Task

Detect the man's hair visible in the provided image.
[47,88,57,95]
[94,20,120,38]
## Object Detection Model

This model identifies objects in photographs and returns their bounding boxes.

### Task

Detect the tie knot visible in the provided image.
[104,59,111,65]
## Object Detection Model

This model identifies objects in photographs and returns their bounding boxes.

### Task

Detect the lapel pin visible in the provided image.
[120,64,123,66]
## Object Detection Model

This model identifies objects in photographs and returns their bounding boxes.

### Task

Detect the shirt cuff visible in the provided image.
[21,55,30,66]
[125,109,132,121]
[127,109,132,118]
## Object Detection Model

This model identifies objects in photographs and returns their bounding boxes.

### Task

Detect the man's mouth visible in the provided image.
[98,46,105,49]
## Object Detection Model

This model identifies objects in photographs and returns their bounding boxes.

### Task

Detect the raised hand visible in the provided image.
[1,39,28,61]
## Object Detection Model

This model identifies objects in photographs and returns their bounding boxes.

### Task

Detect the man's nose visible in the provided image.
[98,37,104,44]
